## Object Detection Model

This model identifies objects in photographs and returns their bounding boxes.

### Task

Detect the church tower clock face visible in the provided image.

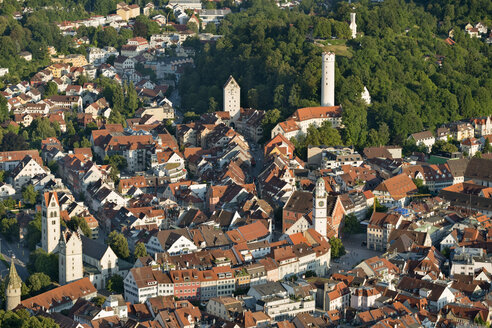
[318,201,324,207]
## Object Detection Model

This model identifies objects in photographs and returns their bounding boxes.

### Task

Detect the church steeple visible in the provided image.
[5,258,22,311]
[314,178,327,237]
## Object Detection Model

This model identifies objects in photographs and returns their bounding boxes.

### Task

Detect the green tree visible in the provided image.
[342,214,363,235]
[92,296,106,306]
[483,138,492,154]
[93,0,116,16]
[329,237,346,258]
[208,97,218,112]
[247,88,259,108]
[186,19,199,33]
[126,82,139,116]
[342,101,367,147]
[107,155,127,171]
[67,216,92,238]
[183,111,200,123]
[0,309,58,328]
[27,212,42,250]
[26,272,52,296]
[22,184,38,206]
[313,17,331,38]
[1,132,28,151]
[107,274,124,293]
[431,140,458,154]
[43,82,58,98]
[0,96,9,122]
[28,248,58,281]
[204,22,216,34]
[108,108,125,125]
[134,242,148,258]
[107,231,130,259]
[261,108,281,139]
[29,117,57,143]
[79,137,91,148]
[134,15,161,38]
[0,217,18,241]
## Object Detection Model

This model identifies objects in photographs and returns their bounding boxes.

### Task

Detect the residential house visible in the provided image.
[10,155,48,189]
[461,138,481,157]
[272,106,342,139]
[409,130,435,151]
[367,212,403,251]
[397,276,455,311]
[124,266,173,303]
[373,174,417,207]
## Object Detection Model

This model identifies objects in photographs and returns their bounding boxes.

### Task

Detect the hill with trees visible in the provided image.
[179,0,491,148]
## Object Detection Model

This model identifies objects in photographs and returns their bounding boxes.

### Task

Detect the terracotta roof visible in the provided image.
[291,106,341,121]
[237,220,269,242]
[375,174,417,200]
[278,119,299,133]
[22,277,96,311]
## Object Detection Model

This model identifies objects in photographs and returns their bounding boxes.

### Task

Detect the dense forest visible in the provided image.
[179,0,492,147]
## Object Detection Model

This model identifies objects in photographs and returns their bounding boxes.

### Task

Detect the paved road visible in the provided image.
[0,238,30,281]
[249,144,264,179]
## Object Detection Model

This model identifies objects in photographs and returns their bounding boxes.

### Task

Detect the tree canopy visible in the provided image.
[179,0,491,147]
[107,231,130,259]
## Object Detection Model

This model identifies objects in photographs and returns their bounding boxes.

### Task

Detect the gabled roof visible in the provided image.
[465,158,492,183]
[21,277,96,311]
[81,234,111,260]
[375,174,417,200]
[290,106,341,122]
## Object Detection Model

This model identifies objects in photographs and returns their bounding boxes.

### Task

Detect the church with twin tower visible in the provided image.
[42,191,84,286]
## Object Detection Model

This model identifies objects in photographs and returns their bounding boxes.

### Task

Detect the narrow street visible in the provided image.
[0,238,30,281]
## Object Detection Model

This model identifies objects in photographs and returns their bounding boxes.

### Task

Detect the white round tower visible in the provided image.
[350,13,357,39]
[321,52,335,107]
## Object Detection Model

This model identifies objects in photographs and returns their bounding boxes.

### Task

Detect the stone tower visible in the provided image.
[350,12,357,39]
[5,258,22,311]
[313,178,327,237]
[223,76,241,121]
[42,191,60,253]
[321,52,335,107]
[59,230,83,285]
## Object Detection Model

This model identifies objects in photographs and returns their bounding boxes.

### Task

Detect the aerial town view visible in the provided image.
[0,0,490,326]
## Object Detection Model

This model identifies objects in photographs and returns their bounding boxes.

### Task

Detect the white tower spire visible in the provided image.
[350,12,357,39]
[42,191,60,253]
[314,178,327,237]
[321,52,335,107]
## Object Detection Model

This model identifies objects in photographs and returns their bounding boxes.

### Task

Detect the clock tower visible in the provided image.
[314,178,327,237]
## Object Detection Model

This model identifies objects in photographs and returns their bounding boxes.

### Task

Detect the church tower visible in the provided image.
[321,52,335,107]
[59,230,83,285]
[5,258,22,311]
[42,191,60,253]
[223,76,241,121]
[314,178,327,237]
[350,12,357,39]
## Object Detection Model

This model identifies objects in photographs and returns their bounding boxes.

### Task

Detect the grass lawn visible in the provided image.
[315,39,353,58]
